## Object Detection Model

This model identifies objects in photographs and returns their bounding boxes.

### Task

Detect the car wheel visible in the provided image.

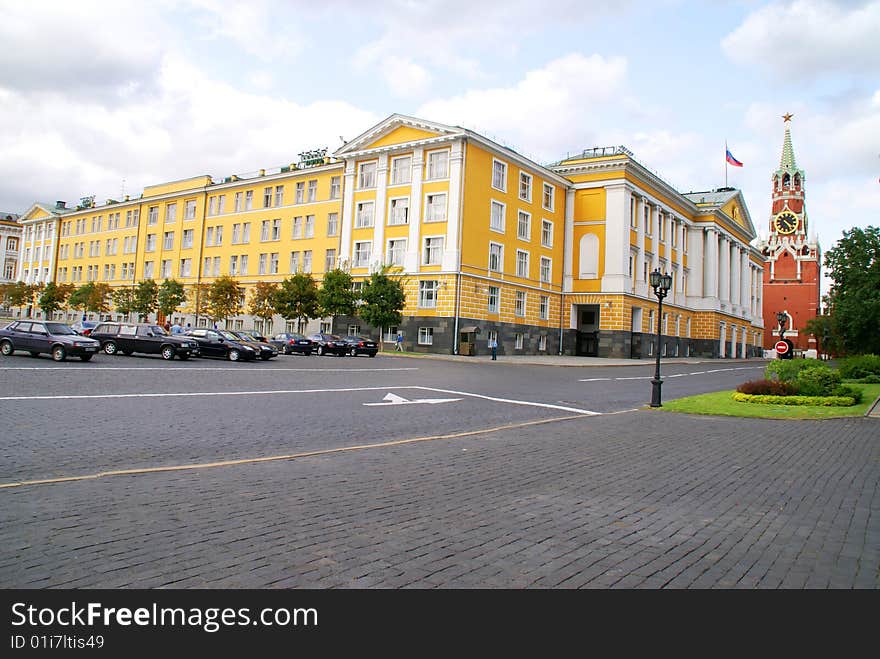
[103,341,118,355]
[80,354,93,362]
[317,346,325,356]
[0,340,13,356]
[228,349,241,361]
[161,345,175,360]
[350,348,357,357]
[52,345,67,362]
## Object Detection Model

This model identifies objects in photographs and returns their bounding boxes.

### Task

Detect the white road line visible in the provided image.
[413,386,599,415]
[578,365,763,382]
[0,366,418,372]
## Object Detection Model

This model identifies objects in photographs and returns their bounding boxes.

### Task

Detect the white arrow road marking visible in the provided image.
[364,392,462,406]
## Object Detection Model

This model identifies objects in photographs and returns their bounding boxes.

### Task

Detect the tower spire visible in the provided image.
[779,113,797,171]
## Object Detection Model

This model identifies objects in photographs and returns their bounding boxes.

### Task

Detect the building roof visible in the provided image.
[682,188,739,206]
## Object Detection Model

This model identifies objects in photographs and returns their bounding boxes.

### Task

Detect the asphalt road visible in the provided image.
[1,352,876,588]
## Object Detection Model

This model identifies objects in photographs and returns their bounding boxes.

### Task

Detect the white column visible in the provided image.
[442,140,464,271]
[730,244,741,307]
[404,147,424,273]
[730,324,737,357]
[719,236,730,303]
[339,161,356,262]
[563,187,574,291]
[601,184,630,292]
[740,250,750,316]
[719,321,726,358]
[46,221,57,284]
[704,228,719,302]
[741,325,748,358]
[636,197,646,293]
[686,225,703,298]
[372,154,389,266]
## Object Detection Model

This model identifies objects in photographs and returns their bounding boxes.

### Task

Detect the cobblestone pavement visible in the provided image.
[2,410,877,588]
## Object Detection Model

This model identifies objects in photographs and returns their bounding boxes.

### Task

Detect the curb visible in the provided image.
[378,351,769,368]
[866,395,880,418]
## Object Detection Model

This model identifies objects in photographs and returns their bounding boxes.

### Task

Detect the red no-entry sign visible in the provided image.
[775,340,789,355]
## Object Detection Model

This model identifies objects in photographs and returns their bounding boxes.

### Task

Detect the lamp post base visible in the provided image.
[650,377,663,407]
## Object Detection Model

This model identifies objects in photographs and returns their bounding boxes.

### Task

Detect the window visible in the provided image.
[275,185,284,207]
[270,252,279,274]
[234,192,243,212]
[540,257,551,283]
[231,256,240,276]
[630,198,637,228]
[423,237,443,265]
[646,207,653,235]
[539,295,549,320]
[182,229,194,249]
[330,176,341,199]
[289,252,299,273]
[671,219,678,247]
[389,198,409,225]
[492,160,507,191]
[160,260,172,279]
[490,201,505,232]
[418,327,434,345]
[214,225,223,246]
[232,223,241,244]
[179,258,192,278]
[259,253,267,275]
[427,150,449,180]
[514,333,524,350]
[292,216,303,239]
[302,250,312,273]
[183,200,196,220]
[387,239,406,266]
[578,234,599,279]
[143,262,154,278]
[541,219,553,248]
[643,205,649,232]
[295,182,305,204]
[358,161,377,189]
[516,250,529,278]
[517,211,531,241]
[489,243,503,272]
[264,187,273,208]
[165,203,177,223]
[542,183,555,211]
[519,172,532,201]
[353,241,372,268]
[163,231,174,250]
[418,280,439,308]
[356,201,375,228]
[324,249,336,272]
[245,191,253,210]
[148,206,158,225]
[659,212,666,241]
[304,215,314,238]
[240,254,248,275]
[514,291,525,317]
[487,286,499,313]
[538,334,547,351]
[242,222,250,243]
[391,156,411,185]
[424,193,447,222]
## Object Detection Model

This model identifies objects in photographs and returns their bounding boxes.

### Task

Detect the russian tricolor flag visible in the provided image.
[726,148,743,167]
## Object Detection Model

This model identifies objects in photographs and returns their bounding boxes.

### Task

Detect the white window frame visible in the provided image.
[424,193,447,223]
[426,149,449,180]
[540,256,552,283]
[539,295,549,320]
[488,242,504,273]
[514,291,526,317]
[515,249,529,278]
[542,183,555,212]
[519,172,532,202]
[358,161,377,189]
[517,211,531,241]
[422,236,444,266]
[490,200,506,233]
[487,286,500,314]
[390,155,412,185]
[388,197,409,226]
[492,159,508,192]
[356,201,375,228]
[418,327,434,345]
[387,238,406,267]
[541,219,553,248]
[418,280,439,308]
[353,241,372,268]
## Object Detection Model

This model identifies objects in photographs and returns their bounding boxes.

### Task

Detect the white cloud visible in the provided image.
[722,0,880,78]
[381,57,433,98]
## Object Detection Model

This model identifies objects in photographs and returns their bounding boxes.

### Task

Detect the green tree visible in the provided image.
[273,273,319,331]
[318,268,357,319]
[38,282,69,317]
[68,283,110,314]
[132,279,159,320]
[112,286,138,317]
[190,283,212,322]
[803,315,836,358]
[5,281,31,314]
[248,281,279,330]
[157,279,187,321]
[824,226,880,355]
[358,267,406,350]
[207,275,243,326]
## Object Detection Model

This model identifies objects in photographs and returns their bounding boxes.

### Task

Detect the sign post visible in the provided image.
[775,339,793,359]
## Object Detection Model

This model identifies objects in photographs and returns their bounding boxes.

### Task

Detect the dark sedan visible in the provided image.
[308,333,348,356]
[91,322,200,360]
[228,331,277,360]
[183,328,257,361]
[0,320,101,361]
[342,335,378,357]
[269,332,313,356]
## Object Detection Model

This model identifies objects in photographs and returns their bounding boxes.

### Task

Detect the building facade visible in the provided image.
[1,212,22,284]
[755,116,821,352]
[16,114,764,357]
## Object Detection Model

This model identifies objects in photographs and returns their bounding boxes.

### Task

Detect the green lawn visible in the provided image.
[659,383,880,419]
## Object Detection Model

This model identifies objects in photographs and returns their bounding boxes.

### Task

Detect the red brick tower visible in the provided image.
[758,114,821,352]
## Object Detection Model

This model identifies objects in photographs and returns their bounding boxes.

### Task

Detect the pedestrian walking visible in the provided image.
[395,332,404,351]
[488,336,498,360]
[164,321,171,333]
[171,321,182,334]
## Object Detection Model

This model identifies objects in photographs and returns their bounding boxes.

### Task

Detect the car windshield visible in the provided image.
[45,323,76,335]
[290,333,306,339]
[150,325,168,336]
[239,333,258,342]
[219,331,239,341]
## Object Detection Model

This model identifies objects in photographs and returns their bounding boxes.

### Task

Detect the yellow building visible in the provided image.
[17,114,764,358]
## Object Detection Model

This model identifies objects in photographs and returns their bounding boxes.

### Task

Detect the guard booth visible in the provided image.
[459,326,481,356]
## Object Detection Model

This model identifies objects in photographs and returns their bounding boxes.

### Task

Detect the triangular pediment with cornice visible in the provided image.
[20,203,57,222]
[334,114,463,157]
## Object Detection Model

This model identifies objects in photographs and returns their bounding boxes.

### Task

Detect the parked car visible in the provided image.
[91,322,200,360]
[241,330,268,342]
[0,320,101,361]
[183,328,258,361]
[227,330,278,360]
[269,332,313,356]
[342,335,378,357]
[71,320,99,336]
[308,333,349,356]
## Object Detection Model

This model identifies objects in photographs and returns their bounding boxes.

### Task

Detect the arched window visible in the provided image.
[782,173,790,188]
[578,234,599,279]
[793,174,801,189]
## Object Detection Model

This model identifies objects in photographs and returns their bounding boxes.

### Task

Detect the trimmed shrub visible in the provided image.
[795,363,842,396]
[831,384,863,404]
[737,379,799,396]
[858,374,880,384]
[765,359,813,383]
[732,392,857,407]
[839,354,880,380]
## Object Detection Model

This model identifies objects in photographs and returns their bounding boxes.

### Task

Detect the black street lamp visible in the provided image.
[776,311,787,341]
[649,268,673,408]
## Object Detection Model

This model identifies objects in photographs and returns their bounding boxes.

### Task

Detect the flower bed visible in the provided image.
[732,392,857,406]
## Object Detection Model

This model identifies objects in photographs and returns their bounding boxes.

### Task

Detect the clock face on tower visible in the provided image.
[774,211,798,235]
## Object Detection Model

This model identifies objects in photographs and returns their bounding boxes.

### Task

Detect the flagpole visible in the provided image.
[725,140,728,188]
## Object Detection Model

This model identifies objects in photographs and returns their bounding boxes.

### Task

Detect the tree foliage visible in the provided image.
[157,279,187,319]
[133,279,159,319]
[38,282,70,316]
[357,267,406,349]
[823,226,880,355]
[207,275,243,324]
[318,268,357,318]
[112,286,138,316]
[4,281,33,310]
[273,273,319,327]
[248,281,279,325]
[68,283,111,313]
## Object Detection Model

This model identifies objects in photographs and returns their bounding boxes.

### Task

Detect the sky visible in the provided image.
[1,0,878,295]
